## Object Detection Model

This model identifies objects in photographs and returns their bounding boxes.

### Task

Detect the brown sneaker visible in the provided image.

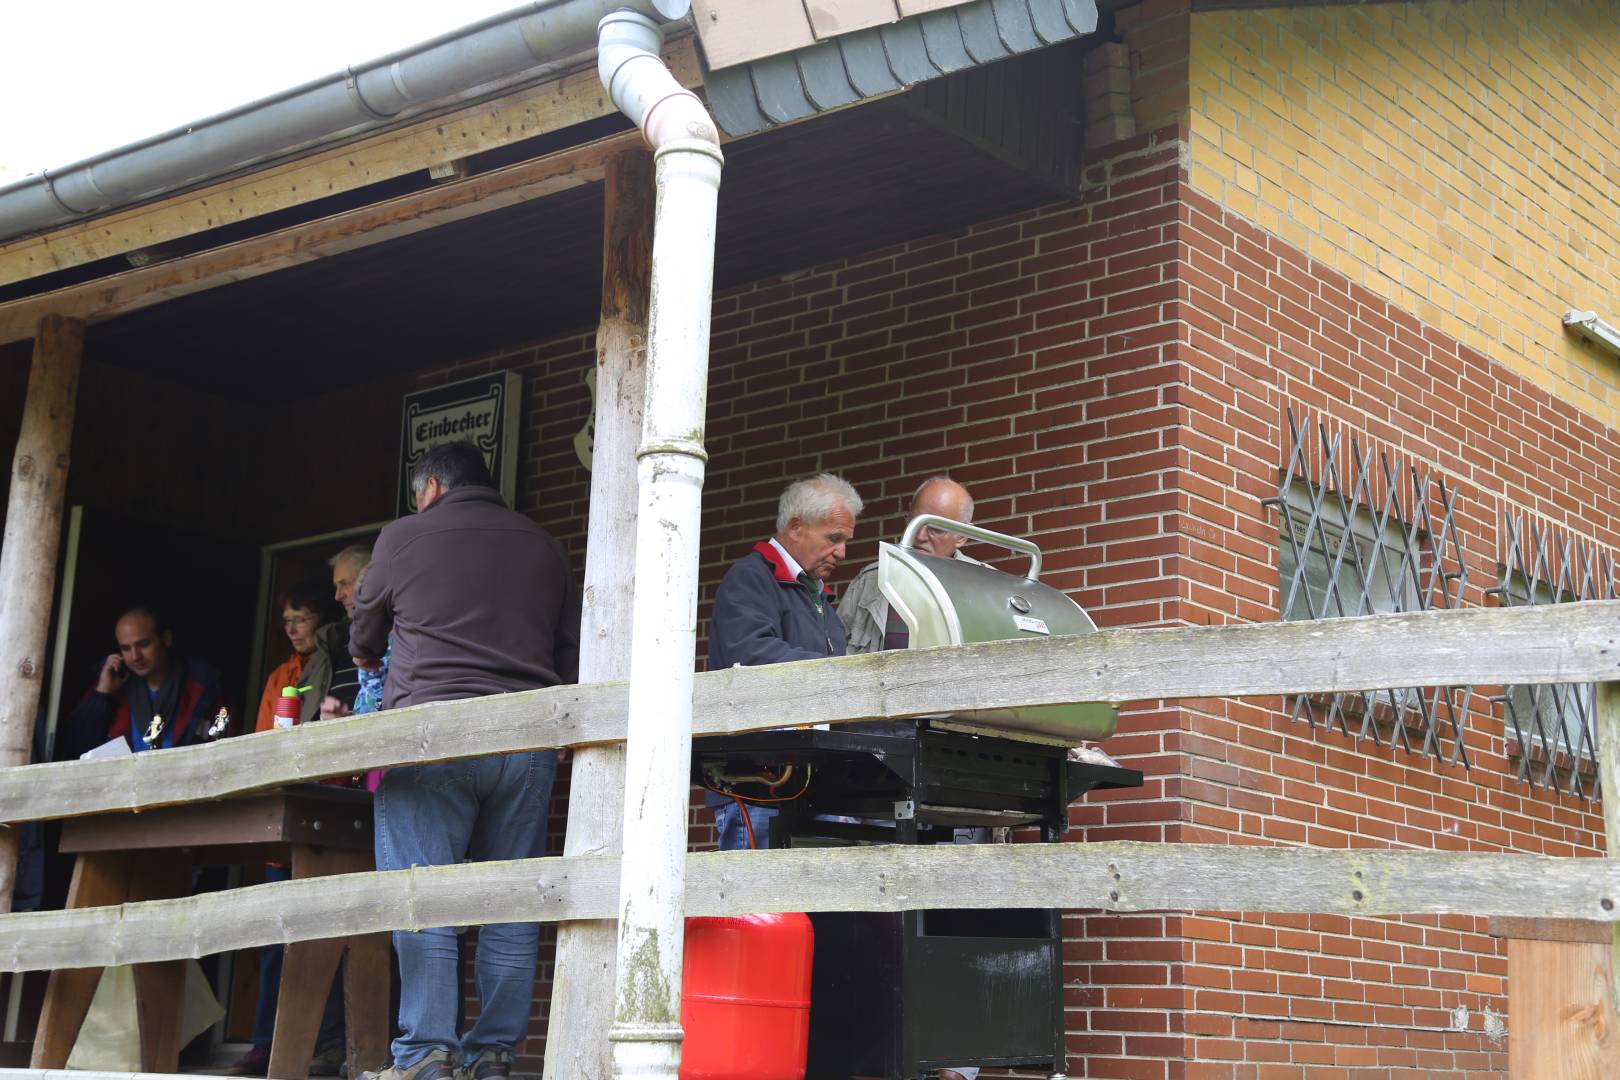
[360,1049,456,1080]
[226,1046,271,1077]
[456,1048,511,1080]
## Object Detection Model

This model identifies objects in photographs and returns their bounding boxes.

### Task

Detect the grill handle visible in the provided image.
[900,515,1043,581]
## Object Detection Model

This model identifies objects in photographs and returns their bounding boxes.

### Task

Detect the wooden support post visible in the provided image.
[544,148,653,1080]
[0,315,84,914]
[1597,681,1620,1017]
[1491,917,1620,1077]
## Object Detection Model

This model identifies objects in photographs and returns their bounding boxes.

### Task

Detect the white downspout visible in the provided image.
[596,10,723,1080]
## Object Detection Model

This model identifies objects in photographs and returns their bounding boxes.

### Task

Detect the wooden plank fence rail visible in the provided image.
[0,843,1616,973]
[3,602,1616,824]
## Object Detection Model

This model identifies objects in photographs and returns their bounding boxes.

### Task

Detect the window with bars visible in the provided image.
[1490,514,1614,797]
[1278,480,1420,623]
[1268,409,1472,767]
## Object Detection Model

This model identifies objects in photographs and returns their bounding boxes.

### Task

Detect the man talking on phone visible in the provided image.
[58,606,227,757]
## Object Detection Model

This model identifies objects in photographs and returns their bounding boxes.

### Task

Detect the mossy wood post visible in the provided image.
[0,316,83,913]
[1599,682,1620,1016]
[545,147,653,1080]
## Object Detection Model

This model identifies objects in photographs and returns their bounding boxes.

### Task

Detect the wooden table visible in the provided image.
[30,785,389,1080]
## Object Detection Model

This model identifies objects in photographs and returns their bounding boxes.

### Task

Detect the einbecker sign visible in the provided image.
[397,372,522,516]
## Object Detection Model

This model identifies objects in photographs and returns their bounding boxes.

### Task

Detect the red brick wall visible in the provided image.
[413,126,1611,1077]
[1127,177,1614,1080]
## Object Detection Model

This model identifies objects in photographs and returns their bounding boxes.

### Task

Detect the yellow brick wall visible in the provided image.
[1187,0,1620,424]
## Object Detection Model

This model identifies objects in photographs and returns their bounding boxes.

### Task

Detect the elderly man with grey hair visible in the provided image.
[303,542,372,723]
[707,472,863,849]
[840,476,979,656]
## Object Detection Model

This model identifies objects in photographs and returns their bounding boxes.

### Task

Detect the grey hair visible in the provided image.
[329,544,373,572]
[913,475,974,521]
[776,473,863,532]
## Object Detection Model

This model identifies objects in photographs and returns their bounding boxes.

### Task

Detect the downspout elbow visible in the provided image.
[597,12,721,154]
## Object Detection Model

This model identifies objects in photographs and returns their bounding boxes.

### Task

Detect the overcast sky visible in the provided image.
[0,0,525,184]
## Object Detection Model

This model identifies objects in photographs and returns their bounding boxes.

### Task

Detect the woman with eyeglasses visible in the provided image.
[234,580,349,1077]
[251,582,332,733]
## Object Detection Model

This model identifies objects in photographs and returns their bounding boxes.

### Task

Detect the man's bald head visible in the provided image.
[909,476,973,558]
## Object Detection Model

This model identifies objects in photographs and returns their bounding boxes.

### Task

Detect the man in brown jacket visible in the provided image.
[350,440,580,1080]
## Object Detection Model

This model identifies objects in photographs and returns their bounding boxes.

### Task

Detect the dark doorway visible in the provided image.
[46,505,258,759]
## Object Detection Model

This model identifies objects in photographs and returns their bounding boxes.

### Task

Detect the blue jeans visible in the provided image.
[709,795,777,851]
[253,865,345,1051]
[375,751,557,1068]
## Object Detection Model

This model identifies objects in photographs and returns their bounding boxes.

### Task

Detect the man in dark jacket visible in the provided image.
[350,440,580,1080]
[58,606,225,758]
[707,472,863,849]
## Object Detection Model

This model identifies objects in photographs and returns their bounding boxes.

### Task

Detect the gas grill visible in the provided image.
[695,725,1137,845]
[694,518,1143,1080]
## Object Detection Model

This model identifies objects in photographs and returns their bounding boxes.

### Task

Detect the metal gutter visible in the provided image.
[0,0,690,245]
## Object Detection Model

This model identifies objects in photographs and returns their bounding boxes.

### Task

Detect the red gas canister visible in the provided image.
[680,912,814,1080]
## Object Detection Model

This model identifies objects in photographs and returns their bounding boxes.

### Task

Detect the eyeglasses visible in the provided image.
[282,614,319,628]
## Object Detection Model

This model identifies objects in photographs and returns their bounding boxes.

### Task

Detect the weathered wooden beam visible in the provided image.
[0,38,700,287]
[545,148,654,1080]
[0,132,642,348]
[1597,682,1620,1015]
[0,601,1616,824]
[0,317,84,913]
[0,842,1614,973]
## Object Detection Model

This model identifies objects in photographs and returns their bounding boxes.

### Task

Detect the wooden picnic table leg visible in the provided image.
[271,845,388,1080]
[30,851,133,1068]
[343,928,392,1077]
[270,935,345,1080]
[128,851,194,1072]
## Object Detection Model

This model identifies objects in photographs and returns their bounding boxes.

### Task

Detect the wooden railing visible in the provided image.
[0,601,1616,977]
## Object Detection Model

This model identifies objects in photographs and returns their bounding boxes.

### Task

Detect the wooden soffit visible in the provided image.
[0,37,701,291]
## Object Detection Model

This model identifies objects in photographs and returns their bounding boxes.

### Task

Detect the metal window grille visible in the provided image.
[1488,513,1616,797]
[1265,409,1473,767]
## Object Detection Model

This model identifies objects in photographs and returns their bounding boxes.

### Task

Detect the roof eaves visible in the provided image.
[701,0,1099,138]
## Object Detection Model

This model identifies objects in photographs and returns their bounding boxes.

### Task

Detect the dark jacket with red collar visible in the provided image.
[709,541,847,670]
[58,656,223,759]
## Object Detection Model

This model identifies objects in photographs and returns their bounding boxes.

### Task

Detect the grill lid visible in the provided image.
[878,516,1116,744]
